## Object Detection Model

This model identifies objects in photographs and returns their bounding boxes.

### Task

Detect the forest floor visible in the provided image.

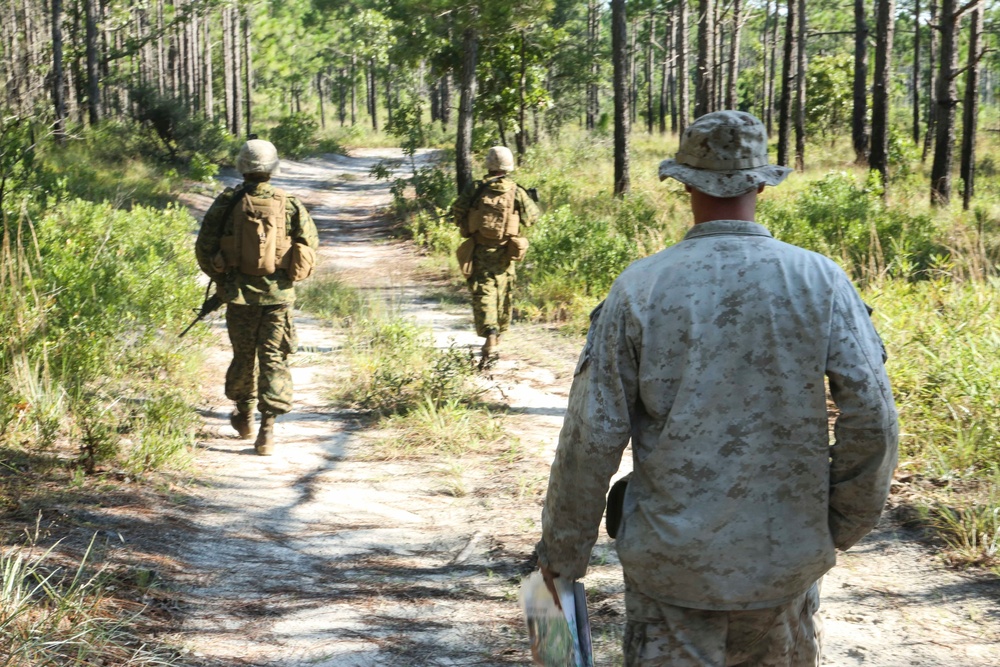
[155,149,1000,666]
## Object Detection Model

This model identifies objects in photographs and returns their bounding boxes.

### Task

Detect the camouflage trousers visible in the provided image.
[225,303,297,415]
[468,244,516,338]
[623,582,822,667]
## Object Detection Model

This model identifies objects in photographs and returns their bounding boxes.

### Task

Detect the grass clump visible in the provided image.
[296,272,373,324]
[0,536,182,666]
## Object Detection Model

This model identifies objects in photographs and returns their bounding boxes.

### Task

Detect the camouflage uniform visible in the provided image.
[537,111,898,666]
[195,180,319,415]
[452,176,540,338]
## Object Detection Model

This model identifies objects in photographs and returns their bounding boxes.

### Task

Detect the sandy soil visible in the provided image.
[166,149,1000,666]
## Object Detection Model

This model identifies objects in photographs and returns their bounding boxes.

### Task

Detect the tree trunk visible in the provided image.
[612,0,630,196]
[338,66,347,126]
[646,13,655,134]
[430,77,440,122]
[516,30,528,158]
[929,0,959,205]
[350,53,357,125]
[318,72,325,129]
[584,0,601,131]
[441,72,451,125]
[385,64,393,128]
[761,0,771,122]
[369,58,378,131]
[678,0,689,131]
[912,0,921,144]
[203,13,213,119]
[455,21,478,195]
[777,0,796,166]
[922,0,938,160]
[243,7,253,136]
[661,11,671,134]
[793,0,806,171]
[870,0,896,193]
[695,0,715,117]
[726,0,742,109]
[52,0,66,142]
[959,6,981,210]
[852,0,869,164]
[766,0,779,134]
[84,0,100,125]
[223,7,234,132]
[231,6,242,138]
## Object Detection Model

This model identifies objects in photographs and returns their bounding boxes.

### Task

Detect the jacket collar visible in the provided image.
[683,219,773,241]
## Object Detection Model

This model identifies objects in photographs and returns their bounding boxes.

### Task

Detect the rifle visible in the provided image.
[179,282,224,338]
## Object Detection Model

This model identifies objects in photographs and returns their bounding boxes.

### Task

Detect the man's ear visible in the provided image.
[685,184,693,194]
[757,183,766,194]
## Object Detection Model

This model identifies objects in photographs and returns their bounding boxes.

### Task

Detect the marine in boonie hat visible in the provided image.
[658,110,791,198]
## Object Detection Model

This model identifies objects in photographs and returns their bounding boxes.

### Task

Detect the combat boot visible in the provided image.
[255,413,276,456]
[479,331,500,370]
[230,408,254,440]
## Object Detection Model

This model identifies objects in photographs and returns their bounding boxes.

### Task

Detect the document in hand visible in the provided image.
[519,571,593,667]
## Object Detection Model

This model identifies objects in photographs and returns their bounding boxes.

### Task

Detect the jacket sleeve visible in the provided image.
[195,189,235,280]
[288,196,319,250]
[515,186,540,228]
[451,183,477,237]
[536,292,638,579]
[826,278,899,550]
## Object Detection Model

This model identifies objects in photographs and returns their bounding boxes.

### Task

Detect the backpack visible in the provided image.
[219,188,293,276]
[468,182,519,243]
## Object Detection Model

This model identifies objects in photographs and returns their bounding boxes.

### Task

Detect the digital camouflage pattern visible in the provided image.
[225,303,296,415]
[536,220,898,614]
[452,175,539,337]
[195,180,319,306]
[624,582,822,666]
[658,110,792,198]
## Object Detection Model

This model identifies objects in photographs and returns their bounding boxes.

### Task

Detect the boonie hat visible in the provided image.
[485,145,515,172]
[658,110,791,198]
[236,139,281,175]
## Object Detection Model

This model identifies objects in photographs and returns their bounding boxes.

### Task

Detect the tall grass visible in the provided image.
[0,536,180,666]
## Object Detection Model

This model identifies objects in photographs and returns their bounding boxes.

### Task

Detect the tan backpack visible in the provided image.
[468,183,519,243]
[219,189,293,276]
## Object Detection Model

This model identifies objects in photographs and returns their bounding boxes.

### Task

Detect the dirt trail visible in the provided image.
[170,150,1000,666]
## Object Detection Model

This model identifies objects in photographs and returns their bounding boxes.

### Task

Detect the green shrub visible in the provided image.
[270,113,319,158]
[759,171,942,282]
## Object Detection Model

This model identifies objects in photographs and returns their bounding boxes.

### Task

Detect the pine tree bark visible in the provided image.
[243,7,253,136]
[612,0,630,196]
[223,7,234,132]
[777,0,796,166]
[912,0,921,143]
[338,66,347,126]
[767,1,779,134]
[870,0,896,193]
[794,0,806,171]
[586,0,599,130]
[726,0,742,110]
[852,0,870,164]
[441,72,451,126]
[646,13,655,134]
[52,0,66,142]
[695,0,714,117]
[678,0,689,132]
[929,0,961,205]
[455,20,478,195]
[516,29,528,157]
[203,13,213,119]
[761,0,772,122]
[661,11,671,134]
[959,6,981,210]
[84,0,100,125]
[922,0,939,160]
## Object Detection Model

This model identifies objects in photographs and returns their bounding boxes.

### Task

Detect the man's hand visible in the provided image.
[538,563,562,611]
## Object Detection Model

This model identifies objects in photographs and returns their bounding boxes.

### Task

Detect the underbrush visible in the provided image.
[0,536,182,666]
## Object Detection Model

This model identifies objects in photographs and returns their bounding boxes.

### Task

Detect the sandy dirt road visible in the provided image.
[169,149,1000,666]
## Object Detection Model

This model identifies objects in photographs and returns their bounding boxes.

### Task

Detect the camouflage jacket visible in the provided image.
[536,220,898,615]
[451,175,540,241]
[195,181,319,306]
